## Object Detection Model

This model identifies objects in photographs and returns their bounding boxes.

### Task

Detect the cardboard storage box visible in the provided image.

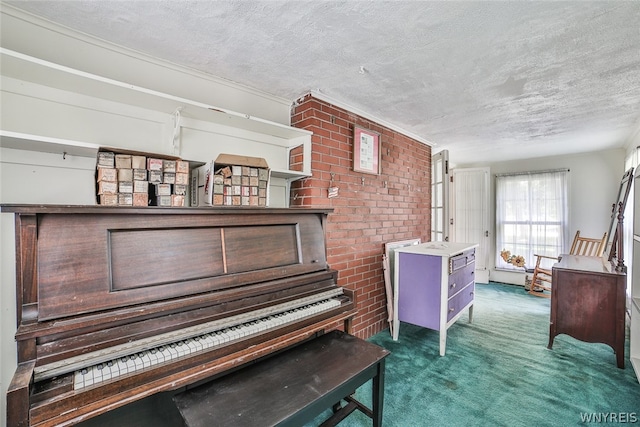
[194,154,270,207]
[95,148,193,207]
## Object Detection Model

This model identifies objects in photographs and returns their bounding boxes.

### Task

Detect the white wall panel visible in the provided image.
[1,148,96,204]
[180,126,291,171]
[2,79,171,152]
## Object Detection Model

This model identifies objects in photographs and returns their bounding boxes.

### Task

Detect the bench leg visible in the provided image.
[323,360,386,427]
[372,359,386,427]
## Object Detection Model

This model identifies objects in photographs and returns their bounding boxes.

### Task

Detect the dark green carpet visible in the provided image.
[310,282,640,426]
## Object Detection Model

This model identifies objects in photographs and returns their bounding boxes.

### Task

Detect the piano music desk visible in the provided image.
[173,330,390,427]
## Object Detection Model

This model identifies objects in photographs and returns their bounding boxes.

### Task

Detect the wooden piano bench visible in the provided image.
[172,330,390,427]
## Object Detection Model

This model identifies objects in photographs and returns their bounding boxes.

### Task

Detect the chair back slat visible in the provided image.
[569,230,608,257]
[529,230,607,298]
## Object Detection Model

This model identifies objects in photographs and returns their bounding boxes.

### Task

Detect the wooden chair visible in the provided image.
[528,230,607,297]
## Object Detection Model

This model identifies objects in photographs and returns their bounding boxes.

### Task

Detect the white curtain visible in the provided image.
[496,170,569,271]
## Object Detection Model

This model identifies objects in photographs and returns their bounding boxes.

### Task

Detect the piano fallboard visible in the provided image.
[3,205,356,427]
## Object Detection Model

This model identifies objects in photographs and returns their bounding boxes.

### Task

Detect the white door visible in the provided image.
[431,150,450,242]
[451,167,490,283]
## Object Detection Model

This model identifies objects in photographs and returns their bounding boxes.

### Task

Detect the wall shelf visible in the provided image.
[270,169,311,180]
[1,48,313,185]
[0,130,100,158]
[1,48,311,141]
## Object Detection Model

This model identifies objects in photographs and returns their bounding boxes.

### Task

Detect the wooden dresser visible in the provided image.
[393,242,478,355]
[549,254,626,368]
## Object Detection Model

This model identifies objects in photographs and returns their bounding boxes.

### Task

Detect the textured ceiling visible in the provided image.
[5,1,640,164]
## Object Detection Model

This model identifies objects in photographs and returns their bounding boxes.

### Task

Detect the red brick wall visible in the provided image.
[288,144,304,172]
[290,94,431,339]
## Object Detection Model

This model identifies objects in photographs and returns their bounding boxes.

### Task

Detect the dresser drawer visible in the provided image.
[448,266,474,298]
[449,249,475,273]
[446,283,475,322]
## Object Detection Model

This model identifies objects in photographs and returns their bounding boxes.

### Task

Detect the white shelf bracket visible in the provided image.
[172,107,183,155]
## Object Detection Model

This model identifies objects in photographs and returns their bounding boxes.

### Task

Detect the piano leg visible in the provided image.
[7,361,35,427]
[344,317,353,334]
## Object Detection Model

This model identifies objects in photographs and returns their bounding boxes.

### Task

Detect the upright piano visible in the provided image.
[3,205,356,427]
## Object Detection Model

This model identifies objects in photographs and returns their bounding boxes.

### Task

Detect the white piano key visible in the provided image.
[248,321,261,334]
[168,344,180,360]
[137,352,151,368]
[174,342,186,357]
[220,329,232,343]
[123,356,135,373]
[131,354,144,371]
[92,365,103,384]
[189,337,202,352]
[74,368,88,389]
[159,346,173,363]
[102,361,114,380]
[236,325,247,337]
[183,340,196,355]
[108,360,119,377]
[210,332,221,346]
[154,348,166,364]
[117,357,129,375]
[84,368,94,387]
[201,334,215,349]
[228,327,240,340]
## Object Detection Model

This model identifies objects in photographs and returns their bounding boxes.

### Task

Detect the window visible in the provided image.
[496,170,569,270]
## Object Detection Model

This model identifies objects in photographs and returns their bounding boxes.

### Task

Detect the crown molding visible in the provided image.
[301,90,434,147]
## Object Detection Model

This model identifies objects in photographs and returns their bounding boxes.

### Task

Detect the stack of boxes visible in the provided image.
[196,154,270,207]
[214,165,269,206]
[95,151,269,208]
[96,152,117,205]
[96,150,189,207]
[147,157,190,207]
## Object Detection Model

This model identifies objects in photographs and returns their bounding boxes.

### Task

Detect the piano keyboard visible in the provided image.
[35,288,344,383]
[68,295,342,390]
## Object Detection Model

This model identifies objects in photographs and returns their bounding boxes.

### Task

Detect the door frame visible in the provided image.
[431,150,450,242]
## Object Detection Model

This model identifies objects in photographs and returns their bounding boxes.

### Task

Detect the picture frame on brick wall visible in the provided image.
[353,127,381,175]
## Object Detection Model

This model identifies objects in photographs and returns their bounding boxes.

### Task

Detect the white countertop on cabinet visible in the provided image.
[396,242,478,257]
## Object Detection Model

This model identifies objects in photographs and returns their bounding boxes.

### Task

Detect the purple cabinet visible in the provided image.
[393,242,477,356]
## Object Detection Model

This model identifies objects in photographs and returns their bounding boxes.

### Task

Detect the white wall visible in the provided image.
[455,148,626,285]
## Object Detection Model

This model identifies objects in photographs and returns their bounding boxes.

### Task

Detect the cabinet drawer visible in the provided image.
[449,249,475,273]
[447,283,474,322]
[448,266,474,298]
